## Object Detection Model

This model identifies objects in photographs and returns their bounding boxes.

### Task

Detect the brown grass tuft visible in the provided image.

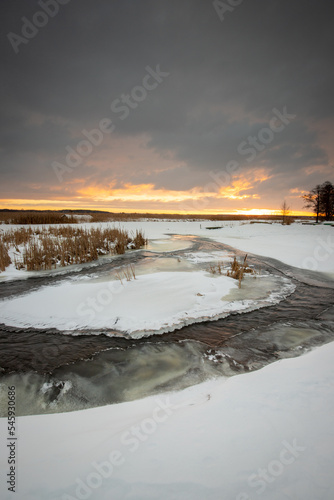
[226,254,254,287]
[1,212,77,225]
[208,254,254,288]
[207,261,224,275]
[131,230,148,249]
[0,241,11,271]
[115,264,136,284]
[0,226,147,272]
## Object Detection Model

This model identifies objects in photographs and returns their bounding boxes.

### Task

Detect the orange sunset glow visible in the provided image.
[1,166,320,216]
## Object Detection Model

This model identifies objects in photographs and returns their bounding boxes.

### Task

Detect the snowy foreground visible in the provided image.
[1,341,334,500]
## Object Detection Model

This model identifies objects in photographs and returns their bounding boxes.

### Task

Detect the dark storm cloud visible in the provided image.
[0,0,333,201]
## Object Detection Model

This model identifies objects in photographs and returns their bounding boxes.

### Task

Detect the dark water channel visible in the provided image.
[0,236,333,416]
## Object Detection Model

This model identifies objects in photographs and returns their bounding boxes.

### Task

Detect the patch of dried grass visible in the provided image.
[226,254,254,287]
[115,264,136,284]
[1,212,77,225]
[0,226,147,272]
[207,254,254,288]
[0,241,11,271]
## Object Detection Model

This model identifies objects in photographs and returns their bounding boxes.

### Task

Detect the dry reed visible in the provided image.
[0,241,11,271]
[208,254,254,288]
[226,254,254,287]
[1,212,77,225]
[115,264,136,284]
[0,226,146,272]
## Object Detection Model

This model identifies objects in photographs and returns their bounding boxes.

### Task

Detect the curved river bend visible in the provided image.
[0,236,333,416]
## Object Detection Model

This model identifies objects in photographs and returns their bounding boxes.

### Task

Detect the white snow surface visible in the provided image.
[1,342,334,499]
[1,219,330,334]
[0,267,295,335]
[1,219,334,277]
[136,219,334,274]
[0,271,240,334]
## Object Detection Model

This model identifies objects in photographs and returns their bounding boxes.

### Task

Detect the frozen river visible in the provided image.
[1,234,334,416]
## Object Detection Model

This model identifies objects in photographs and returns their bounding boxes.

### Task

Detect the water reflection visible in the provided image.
[0,341,222,416]
[146,235,194,252]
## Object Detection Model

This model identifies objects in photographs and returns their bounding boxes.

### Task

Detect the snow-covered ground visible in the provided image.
[0,220,334,336]
[1,341,334,500]
[0,220,333,499]
[1,219,331,334]
[1,219,333,277]
[136,219,334,274]
[0,270,241,334]
[0,263,294,336]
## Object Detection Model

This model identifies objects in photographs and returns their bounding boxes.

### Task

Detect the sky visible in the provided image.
[1,0,333,215]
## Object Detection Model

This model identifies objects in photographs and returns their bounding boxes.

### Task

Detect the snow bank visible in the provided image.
[1,341,333,499]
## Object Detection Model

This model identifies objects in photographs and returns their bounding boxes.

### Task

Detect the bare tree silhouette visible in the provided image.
[281,200,291,225]
[302,181,334,222]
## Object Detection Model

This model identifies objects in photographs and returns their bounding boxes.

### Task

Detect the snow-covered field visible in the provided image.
[1,219,334,276]
[135,219,334,274]
[1,220,332,335]
[0,220,334,499]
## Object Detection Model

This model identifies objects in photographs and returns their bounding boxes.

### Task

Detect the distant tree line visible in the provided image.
[302,181,334,222]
